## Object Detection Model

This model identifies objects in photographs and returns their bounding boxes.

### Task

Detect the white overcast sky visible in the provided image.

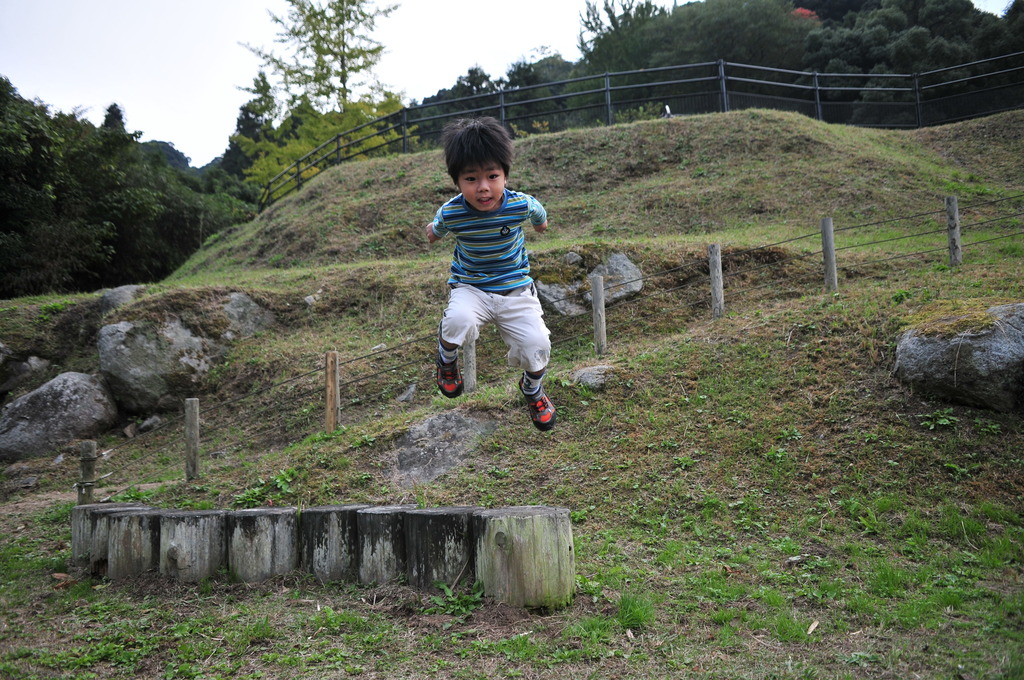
[0,0,1013,167]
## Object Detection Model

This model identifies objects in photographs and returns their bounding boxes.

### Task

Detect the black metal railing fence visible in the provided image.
[258,52,1024,210]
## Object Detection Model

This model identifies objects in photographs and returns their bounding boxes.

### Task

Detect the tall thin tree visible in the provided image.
[244,0,398,112]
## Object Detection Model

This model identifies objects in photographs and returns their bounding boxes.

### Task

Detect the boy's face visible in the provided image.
[456,163,506,212]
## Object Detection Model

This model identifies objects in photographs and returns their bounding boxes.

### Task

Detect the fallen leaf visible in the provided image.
[807,620,819,635]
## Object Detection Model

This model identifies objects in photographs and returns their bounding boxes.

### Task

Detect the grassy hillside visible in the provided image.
[1,109,1023,679]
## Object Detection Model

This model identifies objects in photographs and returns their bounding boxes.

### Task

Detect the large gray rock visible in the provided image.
[0,372,118,462]
[536,252,644,316]
[391,411,498,487]
[98,319,225,413]
[894,303,1024,412]
[0,341,51,402]
[222,292,275,340]
[100,285,144,315]
[584,252,644,304]
[97,293,275,414]
[535,280,588,316]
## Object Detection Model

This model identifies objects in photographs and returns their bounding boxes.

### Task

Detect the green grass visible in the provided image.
[1,109,1023,679]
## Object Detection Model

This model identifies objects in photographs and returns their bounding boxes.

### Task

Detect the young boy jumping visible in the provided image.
[424,116,556,431]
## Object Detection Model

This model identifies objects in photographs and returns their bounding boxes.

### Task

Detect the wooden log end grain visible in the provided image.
[357,504,416,585]
[106,508,165,580]
[299,504,371,583]
[404,506,483,591]
[227,507,299,583]
[474,505,575,611]
[70,503,150,575]
[160,509,228,582]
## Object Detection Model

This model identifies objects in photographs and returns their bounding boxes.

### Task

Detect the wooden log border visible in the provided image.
[70,503,575,610]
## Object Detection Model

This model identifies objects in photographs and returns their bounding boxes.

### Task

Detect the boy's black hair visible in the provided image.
[441,117,513,184]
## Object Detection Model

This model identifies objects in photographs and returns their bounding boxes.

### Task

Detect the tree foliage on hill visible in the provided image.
[245,0,397,112]
[418,0,1022,111]
[230,0,404,189]
[0,79,254,299]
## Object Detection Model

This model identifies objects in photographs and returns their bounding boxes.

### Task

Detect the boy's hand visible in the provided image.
[534,221,548,233]
[425,222,439,243]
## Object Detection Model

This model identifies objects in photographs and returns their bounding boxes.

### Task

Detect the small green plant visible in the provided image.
[110,487,157,503]
[36,299,72,321]
[891,289,913,304]
[310,606,370,634]
[565,615,614,645]
[616,591,656,630]
[423,581,484,619]
[777,427,802,442]
[919,408,959,430]
[487,466,512,479]
[672,455,697,470]
[944,461,979,481]
[972,417,1001,435]
[350,434,376,448]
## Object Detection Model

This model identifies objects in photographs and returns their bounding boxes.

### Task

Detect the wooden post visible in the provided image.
[160,510,228,582]
[820,217,838,293]
[184,398,199,481]
[300,504,370,582]
[590,274,607,356]
[708,244,725,320]
[107,508,164,580]
[946,196,963,267]
[325,351,340,432]
[71,502,149,573]
[357,504,416,585]
[77,440,97,505]
[474,506,575,610]
[405,506,482,590]
[464,338,478,394]
[227,507,300,583]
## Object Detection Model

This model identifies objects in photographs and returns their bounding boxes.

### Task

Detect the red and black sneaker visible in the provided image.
[436,357,464,398]
[520,379,556,431]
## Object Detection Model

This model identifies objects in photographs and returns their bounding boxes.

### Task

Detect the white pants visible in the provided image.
[440,283,551,373]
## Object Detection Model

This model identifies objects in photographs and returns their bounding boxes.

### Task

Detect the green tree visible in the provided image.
[577,0,668,74]
[1,78,253,298]
[222,72,278,179]
[646,0,818,70]
[233,92,403,189]
[245,0,397,112]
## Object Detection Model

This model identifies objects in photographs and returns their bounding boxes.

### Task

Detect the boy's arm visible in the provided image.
[425,208,447,243]
[528,196,548,233]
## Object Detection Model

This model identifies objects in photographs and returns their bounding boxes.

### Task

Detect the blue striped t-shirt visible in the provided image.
[431,189,548,293]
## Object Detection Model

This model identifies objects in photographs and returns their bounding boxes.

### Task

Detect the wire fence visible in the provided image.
[80,193,1024,502]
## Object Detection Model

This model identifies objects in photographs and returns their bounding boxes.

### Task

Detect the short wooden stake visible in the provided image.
[405,506,482,590]
[77,440,97,505]
[325,351,340,432]
[708,244,724,319]
[184,398,200,481]
[474,506,575,610]
[946,195,963,267]
[227,507,300,583]
[464,338,478,393]
[160,510,228,582]
[590,274,607,355]
[820,217,838,293]
[107,508,164,580]
[357,504,416,585]
[301,504,370,582]
[71,502,149,573]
